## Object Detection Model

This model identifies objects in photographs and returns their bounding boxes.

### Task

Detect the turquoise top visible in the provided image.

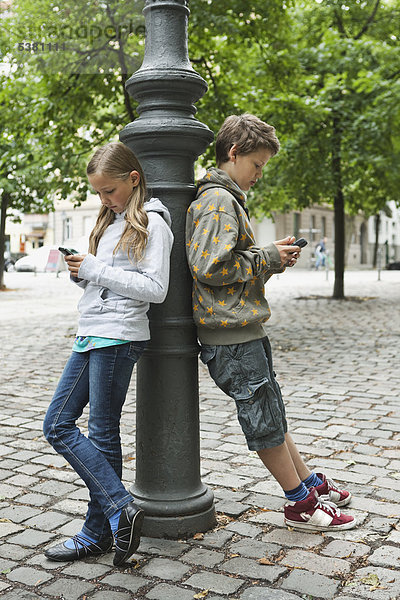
[73,336,129,352]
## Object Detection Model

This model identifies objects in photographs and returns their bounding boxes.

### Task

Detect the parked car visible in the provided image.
[386,261,400,270]
[14,246,62,272]
[4,252,27,271]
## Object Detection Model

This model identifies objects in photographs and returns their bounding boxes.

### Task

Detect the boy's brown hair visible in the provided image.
[215,113,280,166]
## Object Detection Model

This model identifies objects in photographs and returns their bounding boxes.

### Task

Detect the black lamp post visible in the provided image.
[119,0,216,537]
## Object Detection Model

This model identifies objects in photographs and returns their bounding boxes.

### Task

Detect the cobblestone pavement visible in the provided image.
[0,268,399,600]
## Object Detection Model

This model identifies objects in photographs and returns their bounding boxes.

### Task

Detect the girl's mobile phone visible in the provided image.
[58,247,78,256]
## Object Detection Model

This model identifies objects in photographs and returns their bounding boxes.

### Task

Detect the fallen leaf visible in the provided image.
[360,573,387,591]
[258,557,274,565]
[193,590,209,599]
[193,533,204,540]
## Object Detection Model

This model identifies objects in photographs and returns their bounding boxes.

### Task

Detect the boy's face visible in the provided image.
[223,145,273,192]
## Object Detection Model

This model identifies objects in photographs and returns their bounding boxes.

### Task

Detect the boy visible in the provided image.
[185,114,356,531]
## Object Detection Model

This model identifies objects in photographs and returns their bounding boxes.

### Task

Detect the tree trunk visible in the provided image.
[372,213,380,268]
[0,192,10,290]
[332,115,345,299]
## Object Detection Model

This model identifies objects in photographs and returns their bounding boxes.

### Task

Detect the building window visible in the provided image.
[321,216,326,238]
[63,217,72,241]
[293,213,300,240]
[311,215,317,242]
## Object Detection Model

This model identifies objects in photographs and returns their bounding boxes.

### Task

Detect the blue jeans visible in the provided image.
[43,342,146,540]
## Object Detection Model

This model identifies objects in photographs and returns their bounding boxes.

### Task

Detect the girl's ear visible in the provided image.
[228,144,238,162]
[130,170,140,187]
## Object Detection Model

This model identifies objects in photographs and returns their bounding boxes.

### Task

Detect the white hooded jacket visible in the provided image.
[74,198,173,341]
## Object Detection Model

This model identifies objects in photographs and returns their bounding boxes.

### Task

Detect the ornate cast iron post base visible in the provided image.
[120,0,216,538]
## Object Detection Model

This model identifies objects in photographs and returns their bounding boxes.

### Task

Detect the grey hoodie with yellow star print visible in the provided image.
[185,167,284,345]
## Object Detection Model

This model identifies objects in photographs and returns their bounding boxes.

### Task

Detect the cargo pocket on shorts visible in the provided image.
[235,381,281,440]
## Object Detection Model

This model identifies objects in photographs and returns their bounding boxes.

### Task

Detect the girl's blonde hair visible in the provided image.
[87,142,149,262]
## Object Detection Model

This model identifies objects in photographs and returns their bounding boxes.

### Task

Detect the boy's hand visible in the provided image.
[64,254,87,277]
[274,236,300,267]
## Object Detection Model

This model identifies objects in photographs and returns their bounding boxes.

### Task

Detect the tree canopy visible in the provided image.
[1,0,399,295]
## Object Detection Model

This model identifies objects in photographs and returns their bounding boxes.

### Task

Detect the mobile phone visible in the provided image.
[292,238,308,248]
[58,247,78,256]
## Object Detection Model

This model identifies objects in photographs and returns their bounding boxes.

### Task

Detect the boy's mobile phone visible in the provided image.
[292,238,308,248]
[58,247,78,256]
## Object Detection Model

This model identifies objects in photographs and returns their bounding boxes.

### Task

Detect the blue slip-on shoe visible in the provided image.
[113,501,144,566]
[44,534,113,562]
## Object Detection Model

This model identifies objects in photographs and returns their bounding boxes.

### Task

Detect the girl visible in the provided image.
[43,142,173,566]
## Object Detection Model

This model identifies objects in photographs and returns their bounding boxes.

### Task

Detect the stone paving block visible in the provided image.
[321,539,371,559]
[3,474,40,488]
[0,522,25,538]
[204,471,255,488]
[100,572,149,592]
[0,581,11,592]
[213,488,250,502]
[23,510,71,532]
[51,498,89,515]
[0,469,13,481]
[221,556,287,583]
[0,543,35,561]
[91,592,131,600]
[262,529,324,549]
[344,566,400,599]
[369,544,400,567]
[249,510,284,527]
[146,582,197,600]
[0,483,23,499]
[229,538,282,560]
[27,552,71,569]
[58,518,85,537]
[280,568,340,599]
[6,565,53,586]
[7,529,56,548]
[61,560,113,579]
[140,557,192,581]
[225,521,264,538]
[215,500,251,517]
[387,529,400,543]
[0,591,42,600]
[31,480,78,497]
[247,480,284,497]
[245,493,286,511]
[351,496,400,517]
[138,536,189,557]
[184,570,244,595]
[282,549,351,576]
[240,588,303,600]
[31,454,67,468]
[40,577,95,599]
[181,547,224,568]
[14,492,53,507]
[0,505,41,524]
[191,528,234,548]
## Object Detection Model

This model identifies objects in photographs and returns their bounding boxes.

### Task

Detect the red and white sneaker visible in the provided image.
[315,472,352,507]
[284,488,356,532]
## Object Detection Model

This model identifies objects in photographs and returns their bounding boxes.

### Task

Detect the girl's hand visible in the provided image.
[273,236,300,267]
[64,254,87,277]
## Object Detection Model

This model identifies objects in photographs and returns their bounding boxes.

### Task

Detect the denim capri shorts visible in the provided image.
[200,337,288,451]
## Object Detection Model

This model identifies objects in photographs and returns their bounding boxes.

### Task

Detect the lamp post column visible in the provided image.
[119,0,216,538]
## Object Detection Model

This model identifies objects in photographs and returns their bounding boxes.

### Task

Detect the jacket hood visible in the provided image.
[196,168,247,206]
[144,197,172,228]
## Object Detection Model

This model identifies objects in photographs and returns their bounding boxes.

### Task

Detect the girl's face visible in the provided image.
[88,171,140,213]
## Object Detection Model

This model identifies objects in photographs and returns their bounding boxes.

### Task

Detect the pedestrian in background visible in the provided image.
[186,114,356,532]
[315,237,327,270]
[43,142,173,565]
